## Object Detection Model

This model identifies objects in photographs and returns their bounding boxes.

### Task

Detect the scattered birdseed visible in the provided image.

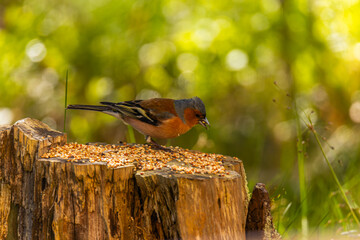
[41,142,230,175]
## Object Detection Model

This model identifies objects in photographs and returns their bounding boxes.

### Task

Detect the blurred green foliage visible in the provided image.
[1,0,360,237]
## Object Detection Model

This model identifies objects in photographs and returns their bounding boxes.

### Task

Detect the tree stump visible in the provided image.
[0,118,250,240]
[246,183,281,240]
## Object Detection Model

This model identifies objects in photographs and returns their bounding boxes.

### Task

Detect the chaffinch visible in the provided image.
[67,97,210,147]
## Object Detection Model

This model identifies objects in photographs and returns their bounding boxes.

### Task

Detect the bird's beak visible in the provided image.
[199,117,210,129]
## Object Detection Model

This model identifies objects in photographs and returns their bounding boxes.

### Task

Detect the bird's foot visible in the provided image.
[145,136,172,152]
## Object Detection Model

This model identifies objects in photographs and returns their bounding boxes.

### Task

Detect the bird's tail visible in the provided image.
[67,104,112,112]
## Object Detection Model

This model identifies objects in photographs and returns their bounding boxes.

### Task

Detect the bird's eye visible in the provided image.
[195,113,201,118]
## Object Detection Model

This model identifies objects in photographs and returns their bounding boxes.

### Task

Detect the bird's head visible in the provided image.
[182,97,210,129]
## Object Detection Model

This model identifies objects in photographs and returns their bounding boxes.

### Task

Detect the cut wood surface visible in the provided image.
[0,118,253,240]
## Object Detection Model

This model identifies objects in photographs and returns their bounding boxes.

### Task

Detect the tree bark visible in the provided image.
[246,183,281,240]
[0,118,251,240]
[0,118,65,240]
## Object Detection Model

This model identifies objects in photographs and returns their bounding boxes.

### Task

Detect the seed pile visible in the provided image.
[41,143,231,175]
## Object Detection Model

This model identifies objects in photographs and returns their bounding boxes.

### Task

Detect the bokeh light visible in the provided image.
[177,53,198,72]
[26,39,47,62]
[354,43,360,61]
[349,101,360,123]
[226,49,248,71]
[0,108,14,125]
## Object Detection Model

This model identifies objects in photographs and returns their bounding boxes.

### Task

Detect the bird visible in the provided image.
[67,97,210,148]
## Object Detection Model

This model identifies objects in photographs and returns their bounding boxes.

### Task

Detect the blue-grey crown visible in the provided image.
[174,97,206,123]
[191,97,206,115]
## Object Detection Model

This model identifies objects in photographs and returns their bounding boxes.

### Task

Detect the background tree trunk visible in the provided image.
[0,118,251,240]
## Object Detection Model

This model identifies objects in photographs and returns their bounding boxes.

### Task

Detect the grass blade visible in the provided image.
[295,104,308,238]
[127,125,136,143]
[63,69,68,133]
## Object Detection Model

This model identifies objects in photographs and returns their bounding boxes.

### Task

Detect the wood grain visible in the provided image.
[0,118,250,240]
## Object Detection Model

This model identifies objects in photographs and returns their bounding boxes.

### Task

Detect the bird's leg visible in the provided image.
[145,136,171,151]
[145,135,163,148]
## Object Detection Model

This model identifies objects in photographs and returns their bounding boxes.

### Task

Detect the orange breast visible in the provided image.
[124,117,191,139]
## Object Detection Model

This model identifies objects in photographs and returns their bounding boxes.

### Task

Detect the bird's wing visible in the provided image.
[138,98,177,119]
[100,99,176,126]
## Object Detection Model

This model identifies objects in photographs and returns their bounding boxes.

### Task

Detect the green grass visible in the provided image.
[271,83,360,238]
[126,125,136,143]
[64,69,68,133]
[306,114,360,228]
